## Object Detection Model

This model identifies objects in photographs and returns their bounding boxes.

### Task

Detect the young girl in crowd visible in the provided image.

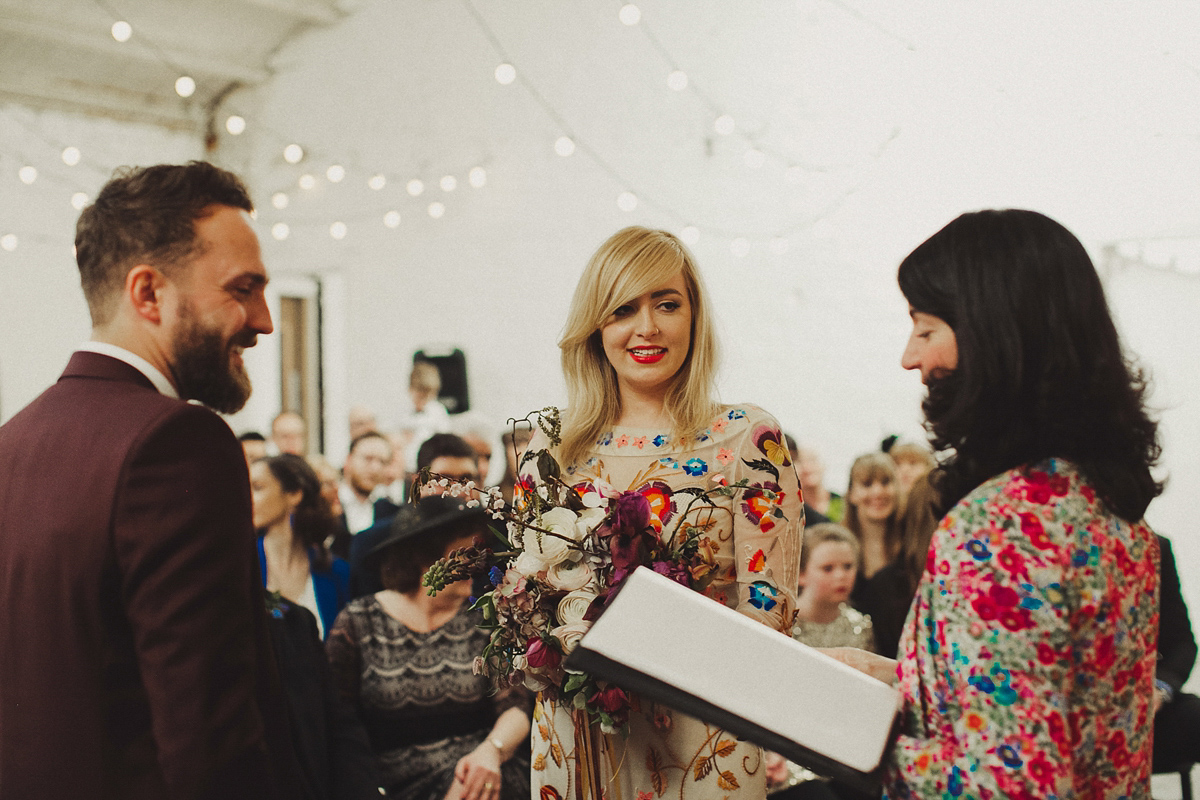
[792,524,874,652]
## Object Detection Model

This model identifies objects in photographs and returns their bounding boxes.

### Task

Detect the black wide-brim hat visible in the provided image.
[365,494,487,564]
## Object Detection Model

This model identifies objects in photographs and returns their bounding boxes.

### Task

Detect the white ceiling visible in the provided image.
[0,0,350,133]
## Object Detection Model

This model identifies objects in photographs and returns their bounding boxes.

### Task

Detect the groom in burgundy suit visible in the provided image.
[0,163,302,798]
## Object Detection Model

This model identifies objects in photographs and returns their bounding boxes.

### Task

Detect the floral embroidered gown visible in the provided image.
[522,404,803,800]
[884,460,1159,800]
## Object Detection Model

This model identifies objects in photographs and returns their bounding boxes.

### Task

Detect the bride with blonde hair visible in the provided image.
[524,226,804,800]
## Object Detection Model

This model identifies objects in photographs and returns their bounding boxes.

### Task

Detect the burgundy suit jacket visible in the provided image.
[0,352,300,799]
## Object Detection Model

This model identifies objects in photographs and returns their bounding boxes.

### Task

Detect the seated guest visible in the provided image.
[349,433,480,598]
[239,430,268,466]
[266,594,382,799]
[793,524,875,651]
[854,472,941,658]
[272,410,308,456]
[785,434,831,527]
[1155,534,1200,774]
[333,432,401,558]
[251,454,350,639]
[307,453,345,518]
[795,443,844,522]
[349,405,379,441]
[397,361,452,475]
[327,496,532,800]
[841,453,908,654]
[887,440,937,504]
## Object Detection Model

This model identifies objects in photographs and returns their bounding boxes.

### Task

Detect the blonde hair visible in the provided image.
[799,523,861,573]
[558,227,719,467]
[842,452,901,559]
[410,361,441,393]
[889,441,936,471]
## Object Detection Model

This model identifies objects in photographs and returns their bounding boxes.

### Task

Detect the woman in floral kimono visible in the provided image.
[832,209,1162,799]
[523,226,804,800]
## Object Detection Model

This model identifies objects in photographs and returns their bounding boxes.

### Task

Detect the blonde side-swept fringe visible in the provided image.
[557,227,720,468]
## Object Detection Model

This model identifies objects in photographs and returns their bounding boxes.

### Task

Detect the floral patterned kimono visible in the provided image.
[522,405,803,800]
[884,460,1159,799]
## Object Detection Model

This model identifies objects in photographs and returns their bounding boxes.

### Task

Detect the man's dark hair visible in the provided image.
[348,430,390,456]
[898,208,1161,521]
[416,433,477,473]
[238,431,266,443]
[75,161,254,325]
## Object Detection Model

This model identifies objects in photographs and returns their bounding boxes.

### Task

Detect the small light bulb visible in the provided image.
[406,179,424,197]
[440,175,457,192]
[111,21,132,42]
[428,202,446,219]
[18,166,37,185]
[383,211,401,228]
[730,238,750,258]
[271,223,290,241]
[271,192,289,209]
[468,167,487,188]
[298,174,316,190]
[714,115,735,135]
[0,234,17,252]
[71,192,89,210]
[330,221,347,240]
[618,4,642,25]
[744,149,765,169]
[667,70,688,91]
[617,192,638,212]
[225,115,246,135]
[283,144,304,164]
[175,76,195,98]
[494,63,516,85]
[326,165,345,183]
[554,136,576,157]
[680,226,700,245]
[368,174,386,190]
[769,237,790,255]
[61,146,81,166]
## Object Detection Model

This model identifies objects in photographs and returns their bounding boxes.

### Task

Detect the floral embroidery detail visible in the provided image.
[751,425,791,468]
[615,434,629,448]
[747,581,778,611]
[747,549,766,573]
[632,436,648,449]
[598,432,613,446]
[652,434,668,447]
[638,482,674,533]
[727,408,746,421]
[711,417,728,433]
[741,482,782,531]
[681,458,708,477]
[716,448,734,465]
[658,457,679,469]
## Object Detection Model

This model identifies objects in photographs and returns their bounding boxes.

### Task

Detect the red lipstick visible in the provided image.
[629,348,666,364]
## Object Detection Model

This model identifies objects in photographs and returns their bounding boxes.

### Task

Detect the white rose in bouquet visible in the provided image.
[556,589,598,626]
[545,560,595,592]
[550,621,592,654]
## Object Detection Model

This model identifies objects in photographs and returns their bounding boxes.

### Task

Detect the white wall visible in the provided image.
[2,0,1198,687]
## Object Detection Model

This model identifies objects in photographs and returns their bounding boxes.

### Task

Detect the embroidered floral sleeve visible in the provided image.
[884,462,1158,800]
[723,408,803,633]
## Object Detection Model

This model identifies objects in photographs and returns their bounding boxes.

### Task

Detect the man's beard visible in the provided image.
[170,301,253,414]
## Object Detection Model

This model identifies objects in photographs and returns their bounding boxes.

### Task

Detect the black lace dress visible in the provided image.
[326,597,531,800]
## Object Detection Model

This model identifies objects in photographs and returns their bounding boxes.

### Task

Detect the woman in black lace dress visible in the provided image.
[326,497,531,800]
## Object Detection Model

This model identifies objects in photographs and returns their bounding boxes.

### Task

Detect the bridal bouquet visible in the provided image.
[422,408,777,734]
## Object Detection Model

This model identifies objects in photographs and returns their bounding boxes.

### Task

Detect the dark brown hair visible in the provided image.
[378,517,486,594]
[261,454,337,571]
[75,161,253,325]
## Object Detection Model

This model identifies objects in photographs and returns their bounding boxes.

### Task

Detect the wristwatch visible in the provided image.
[488,735,506,753]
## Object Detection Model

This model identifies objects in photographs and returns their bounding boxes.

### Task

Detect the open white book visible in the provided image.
[566,566,903,789]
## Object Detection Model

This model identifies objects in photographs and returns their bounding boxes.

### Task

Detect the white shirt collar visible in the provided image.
[76,341,179,399]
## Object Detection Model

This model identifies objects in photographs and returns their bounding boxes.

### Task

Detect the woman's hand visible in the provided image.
[822,646,900,686]
[447,740,503,800]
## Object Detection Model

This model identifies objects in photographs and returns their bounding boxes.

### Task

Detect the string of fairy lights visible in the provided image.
[2,0,905,258]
